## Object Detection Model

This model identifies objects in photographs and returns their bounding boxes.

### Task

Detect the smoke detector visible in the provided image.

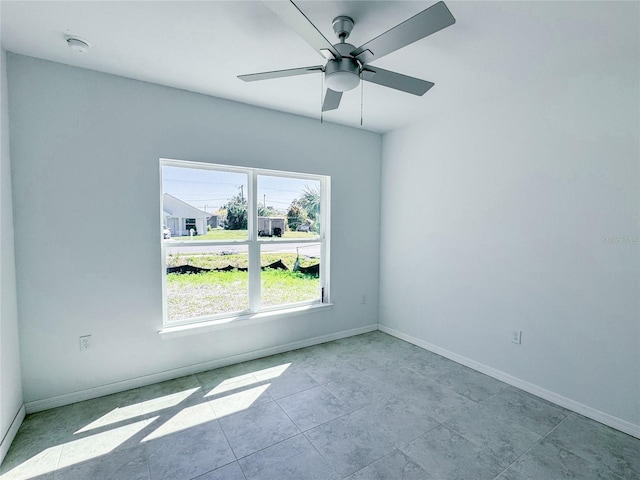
[65,35,91,53]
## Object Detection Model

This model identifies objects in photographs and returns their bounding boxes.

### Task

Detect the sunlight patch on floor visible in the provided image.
[252,363,292,381]
[1,444,62,480]
[139,387,201,415]
[2,365,293,478]
[57,418,151,469]
[206,373,259,396]
[74,403,144,434]
[208,384,271,418]
[141,402,216,442]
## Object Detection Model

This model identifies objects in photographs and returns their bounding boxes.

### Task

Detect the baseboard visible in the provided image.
[0,404,25,465]
[378,324,640,439]
[25,324,378,414]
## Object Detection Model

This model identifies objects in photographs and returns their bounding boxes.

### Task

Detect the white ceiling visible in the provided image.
[1,1,636,133]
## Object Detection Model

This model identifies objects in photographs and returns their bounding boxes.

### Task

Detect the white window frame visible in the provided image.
[160,158,331,328]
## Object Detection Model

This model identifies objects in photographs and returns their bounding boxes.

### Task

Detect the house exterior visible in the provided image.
[163,193,210,236]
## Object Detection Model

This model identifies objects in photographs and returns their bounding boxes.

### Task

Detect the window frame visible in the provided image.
[160,158,331,328]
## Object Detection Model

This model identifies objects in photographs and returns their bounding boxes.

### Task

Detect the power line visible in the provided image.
[163,177,244,186]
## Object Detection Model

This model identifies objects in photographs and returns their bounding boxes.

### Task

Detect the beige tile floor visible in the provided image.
[1,332,638,479]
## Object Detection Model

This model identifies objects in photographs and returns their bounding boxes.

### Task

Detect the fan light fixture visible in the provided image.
[324,57,361,92]
[325,70,359,92]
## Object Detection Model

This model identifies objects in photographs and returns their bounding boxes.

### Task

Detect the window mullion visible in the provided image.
[248,171,261,312]
[320,176,330,303]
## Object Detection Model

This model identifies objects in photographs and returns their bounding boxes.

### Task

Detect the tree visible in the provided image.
[258,204,279,217]
[299,186,320,219]
[287,202,307,231]
[214,208,227,229]
[298,185,320,232]
[223,194,247,230]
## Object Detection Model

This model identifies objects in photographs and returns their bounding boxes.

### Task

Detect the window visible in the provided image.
[185,218,197,234]
[160,159,330,326]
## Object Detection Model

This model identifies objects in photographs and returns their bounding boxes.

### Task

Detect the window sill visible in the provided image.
[159,303,334,339]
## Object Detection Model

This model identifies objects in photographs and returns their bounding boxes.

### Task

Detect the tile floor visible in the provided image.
[1,332,638,480]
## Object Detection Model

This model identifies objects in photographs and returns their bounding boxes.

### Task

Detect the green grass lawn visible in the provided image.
[261,269,320,308]
[173,229,318,241]
[165,252,320,321]
[167,270,250,320]
[166,269,319,320]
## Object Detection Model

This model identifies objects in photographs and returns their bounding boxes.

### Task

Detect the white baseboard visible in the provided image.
[25,324,378,414]
[378,324,640,439]
[0,404,25,465]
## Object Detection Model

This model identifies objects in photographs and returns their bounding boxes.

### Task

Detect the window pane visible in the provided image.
[165,245,249,321]
[260,243,321,308]
[162,166,248,241]
[257,175,320,240]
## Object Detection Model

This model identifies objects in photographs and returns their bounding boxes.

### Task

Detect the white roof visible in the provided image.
[163,193,210,218]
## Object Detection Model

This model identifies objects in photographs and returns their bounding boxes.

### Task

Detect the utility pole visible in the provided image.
[239,185,244,202]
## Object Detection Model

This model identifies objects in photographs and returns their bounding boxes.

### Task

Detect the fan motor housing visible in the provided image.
[334,42,356,57]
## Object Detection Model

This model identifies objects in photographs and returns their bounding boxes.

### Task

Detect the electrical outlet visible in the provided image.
[79,335,92,351]
[512,330,522,345]
[361,295,367,305]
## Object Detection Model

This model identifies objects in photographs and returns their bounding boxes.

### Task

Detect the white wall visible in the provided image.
[0,49,23,462]
[379,3,639,431]
[7,54,381,405]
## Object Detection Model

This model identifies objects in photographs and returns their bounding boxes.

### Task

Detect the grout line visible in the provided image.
[143,442,152,480]
[267,382,323,403]
[190,460,246,480]
[532,412,635,476]
[272,394,306,433]
[216,420,238,462]
[303,430,346,479]
[224,431,303,466]
[337,448,403,480]
[489,414,571,480]
[273,383,360,433]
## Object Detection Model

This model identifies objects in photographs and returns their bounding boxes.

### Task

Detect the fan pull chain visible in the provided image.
[360,71,364,126]
[320,72,324,124]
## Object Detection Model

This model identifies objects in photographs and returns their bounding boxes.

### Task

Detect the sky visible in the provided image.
[162,165,320,214]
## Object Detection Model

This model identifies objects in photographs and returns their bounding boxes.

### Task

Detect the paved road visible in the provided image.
[165,241,321,258]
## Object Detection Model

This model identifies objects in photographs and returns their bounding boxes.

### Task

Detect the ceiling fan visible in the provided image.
[238,1,456,114]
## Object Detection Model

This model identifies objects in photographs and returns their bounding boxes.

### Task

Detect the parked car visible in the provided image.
[163,225,171,239]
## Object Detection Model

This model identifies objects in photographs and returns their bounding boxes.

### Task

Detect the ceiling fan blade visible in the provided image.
[265,1,341,60]
[351,1,455,64]
[362,67,434,96]
[238,65,323,82]
[322,88,343,111]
